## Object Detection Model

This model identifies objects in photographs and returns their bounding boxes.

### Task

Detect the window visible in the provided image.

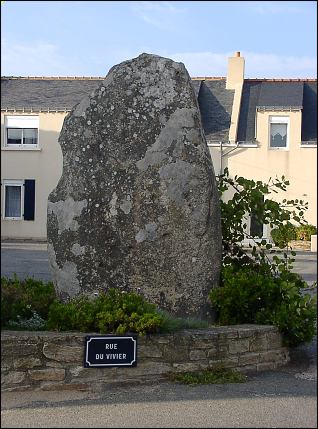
[242,196,270,245]
[269,116,289,149]
[7,128,38,145]
[3,179,35,220]
[250,213,263,238]
[4,181,23,219]
[5,116,39,148]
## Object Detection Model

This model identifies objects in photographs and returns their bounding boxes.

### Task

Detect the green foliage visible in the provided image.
[271,223,317,246]
[295,224,317,241]
[1,275,56,328]
[216,168,308,275]
[210,265,317,347]
[7,311,47,331]
[46,288,165,335]
[1,276,210,336]
[168,364,247,384]
[271,222,297,248]
[214,169,317,347]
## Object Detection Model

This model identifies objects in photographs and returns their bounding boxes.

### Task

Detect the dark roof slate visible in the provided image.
[257,82,303,108]
[1,76,235,143]
[197,79,235,142]
[1,78,102,110]
[237,81,262,141]
[237,80,317,143]
[1,77,316,144]
[191,80,202,98]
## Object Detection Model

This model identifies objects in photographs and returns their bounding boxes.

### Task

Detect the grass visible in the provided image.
[167,365,248,384]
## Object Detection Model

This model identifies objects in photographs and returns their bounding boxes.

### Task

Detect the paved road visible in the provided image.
[1,241,317,428]
[1,241,317,285]
[1,241,52,282]
[1,364,317,428]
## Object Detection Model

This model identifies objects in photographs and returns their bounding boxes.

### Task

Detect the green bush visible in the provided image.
[295,224,317,241]
[210,265,317,347]
[1,276,210,336]
[46,288,165,335]
[7,311,47,331]
[270,222,297,248]
[1,275,56,328]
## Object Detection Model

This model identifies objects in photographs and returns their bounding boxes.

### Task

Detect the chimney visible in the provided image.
[226,51,245,89]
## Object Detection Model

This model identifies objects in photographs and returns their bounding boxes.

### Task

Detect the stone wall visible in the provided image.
[1,325,289,392]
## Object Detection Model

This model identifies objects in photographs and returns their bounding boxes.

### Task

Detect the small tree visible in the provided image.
[216,168,308,275]
[211,168,316,347]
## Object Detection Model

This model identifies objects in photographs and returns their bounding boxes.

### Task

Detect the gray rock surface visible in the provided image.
[47,53,221,320]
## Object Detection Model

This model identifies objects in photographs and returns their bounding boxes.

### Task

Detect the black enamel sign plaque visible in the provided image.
[84,335,137,368]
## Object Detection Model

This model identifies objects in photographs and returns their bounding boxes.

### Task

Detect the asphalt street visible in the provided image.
[1,365,317,428]
[1,241,317,428]
[1,240,317,285]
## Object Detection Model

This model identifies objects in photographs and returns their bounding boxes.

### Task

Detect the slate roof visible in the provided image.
[191,80,202,98]
[1,77,103,111]
[1,76,235,143]
[236,81,262,142]
[257,82,303,109]
[197,79,235,143]
[1,76,316,144]
[237,80,317,143]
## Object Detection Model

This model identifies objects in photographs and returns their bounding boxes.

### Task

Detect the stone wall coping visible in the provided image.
[1,325,277,340]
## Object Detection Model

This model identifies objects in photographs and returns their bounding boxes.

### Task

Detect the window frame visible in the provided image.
[6,127,38,146]
[4,116,39,150]
[3,180,24,220]
[268,116,290,151]
[242,208,270,246]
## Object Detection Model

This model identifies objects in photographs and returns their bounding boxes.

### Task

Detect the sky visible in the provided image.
[1,1,317,78]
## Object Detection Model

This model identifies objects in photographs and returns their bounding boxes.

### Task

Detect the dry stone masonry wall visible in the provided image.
[47,53,222,320]
[1,326,290,392]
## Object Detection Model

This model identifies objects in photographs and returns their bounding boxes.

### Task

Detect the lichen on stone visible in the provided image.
[47,53,222,320]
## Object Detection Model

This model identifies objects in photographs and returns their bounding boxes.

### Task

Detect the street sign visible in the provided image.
[84,335,137,368]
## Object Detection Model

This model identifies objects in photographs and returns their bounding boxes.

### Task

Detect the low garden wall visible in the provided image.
[1,325,290,392]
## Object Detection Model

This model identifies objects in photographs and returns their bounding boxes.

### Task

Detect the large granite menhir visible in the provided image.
[47,53,222,320]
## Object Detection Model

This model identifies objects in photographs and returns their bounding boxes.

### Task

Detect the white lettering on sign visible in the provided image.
[85,336,136,367]
[105,353,127,360]
[105,343,118,350]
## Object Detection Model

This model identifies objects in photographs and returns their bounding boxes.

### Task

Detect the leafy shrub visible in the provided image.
[46,288,165,335]
[295,224,317,241]
[1,275,56,328]
[216,169,308,272]
[210,265,317,347]
[7,311,47,331]
[1,276,210,336]
[270,222,297,248]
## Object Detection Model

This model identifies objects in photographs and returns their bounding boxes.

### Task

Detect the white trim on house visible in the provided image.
[3,115,40,150]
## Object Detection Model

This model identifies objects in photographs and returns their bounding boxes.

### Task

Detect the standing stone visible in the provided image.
[47,53,221,320]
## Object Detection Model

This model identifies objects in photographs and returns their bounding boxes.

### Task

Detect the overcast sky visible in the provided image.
[1,1,317,78]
